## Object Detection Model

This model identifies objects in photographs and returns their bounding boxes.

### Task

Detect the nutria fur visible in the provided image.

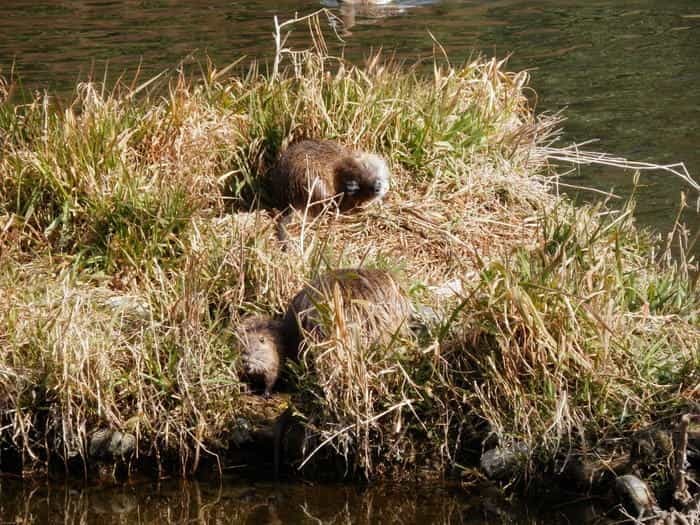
[238,316,288,397]
[283,268,411,356]
[238,269,410,396]
[269,140,390,240]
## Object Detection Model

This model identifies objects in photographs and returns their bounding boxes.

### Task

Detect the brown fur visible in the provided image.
[238,269,411,396]
[238,316,288,397]
[283,268,411,357]
[268,140,390,240]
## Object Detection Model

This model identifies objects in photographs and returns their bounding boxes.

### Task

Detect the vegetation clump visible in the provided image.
[0,20,697,493]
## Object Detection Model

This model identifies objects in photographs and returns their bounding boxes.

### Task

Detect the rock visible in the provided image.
[614,474,656,519]
[89,429,114,458]
[88,428,136,459]
[108,431,136,458]
[480,442,528,480]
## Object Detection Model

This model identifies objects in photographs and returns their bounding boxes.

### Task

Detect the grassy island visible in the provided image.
[0,19,698,514]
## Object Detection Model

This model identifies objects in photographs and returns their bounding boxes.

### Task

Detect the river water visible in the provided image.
[0,477,606,524]
[1,0,698,240]
[0,1,697,521]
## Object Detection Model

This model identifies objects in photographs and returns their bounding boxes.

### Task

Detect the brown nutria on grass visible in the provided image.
[238,316,289,397]
[238,269,410,396]
[284,268,411,357]
[269,140,390,241]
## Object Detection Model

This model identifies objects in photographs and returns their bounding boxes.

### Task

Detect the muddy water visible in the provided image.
[1,0,699,239]
[0,478,605,524]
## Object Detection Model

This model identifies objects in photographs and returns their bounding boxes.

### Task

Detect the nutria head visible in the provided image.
[238,316,286,397]
[269,140,391,242]
[354,152,390,199]
[334,152,390,211]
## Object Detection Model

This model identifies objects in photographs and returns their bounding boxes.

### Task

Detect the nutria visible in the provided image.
[238,316,289,397]
[268,140,390,241]
[238,269,410,396]
[284,268,411,356]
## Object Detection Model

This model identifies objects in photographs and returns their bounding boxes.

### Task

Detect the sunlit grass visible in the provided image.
[0,21,697,481]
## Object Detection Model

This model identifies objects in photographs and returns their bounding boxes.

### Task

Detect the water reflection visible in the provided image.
[321,1,440,35]
[0,478,605,524]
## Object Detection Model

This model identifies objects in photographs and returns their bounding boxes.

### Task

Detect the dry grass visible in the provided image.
[0,15,698,480]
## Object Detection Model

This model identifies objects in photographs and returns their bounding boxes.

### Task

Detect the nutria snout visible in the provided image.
[268,140,391,241]
[238,269,410,396]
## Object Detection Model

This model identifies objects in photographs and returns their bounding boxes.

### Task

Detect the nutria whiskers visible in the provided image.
[269,140,390,241]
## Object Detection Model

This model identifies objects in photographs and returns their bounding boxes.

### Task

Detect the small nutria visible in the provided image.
[269,140,390,240]
[238,316,289,397]
[238,269,410,396]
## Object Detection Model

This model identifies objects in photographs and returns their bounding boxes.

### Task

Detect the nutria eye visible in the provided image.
[259,337,265,343]
[344,179,360,195]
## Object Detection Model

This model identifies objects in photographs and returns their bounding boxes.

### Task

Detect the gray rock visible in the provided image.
[89,428,114,458]
[89,428,136,459]
[614,474,656,518]
[480,442,529,480]
[108,431,136,458]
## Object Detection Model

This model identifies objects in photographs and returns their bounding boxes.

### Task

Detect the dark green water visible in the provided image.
[1,0,699,241]
[0,478,607,524]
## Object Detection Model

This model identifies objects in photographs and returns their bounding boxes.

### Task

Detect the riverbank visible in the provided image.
[1,20,698,520]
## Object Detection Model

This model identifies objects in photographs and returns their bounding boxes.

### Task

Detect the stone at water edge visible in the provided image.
[88,428,136,459]
[89,428,114,458]
[480,442,529,480]
[108,431,136,458]
[614,474,656,519]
